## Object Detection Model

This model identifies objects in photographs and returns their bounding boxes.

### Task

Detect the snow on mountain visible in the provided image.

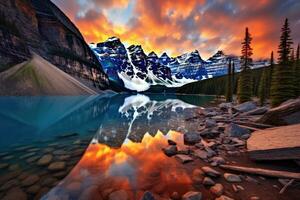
[90,37,269,92]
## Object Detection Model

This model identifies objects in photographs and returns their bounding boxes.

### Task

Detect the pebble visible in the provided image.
[0,163,9,169]
[224,173,242,183]
[20,152,35,159]
[41,177,58,187]
[2,155,14,160]
[0,179,19,191]
[203,177,215,186]
[26,156,40,163]
[201,166,221,177]
[140,191,156,200]
[2,187,27,200]
[37,154,53,166]
[8,164,20,171]
[108,189,129,200]
[78,185,101,200]
[21,175,40,187]
[171,192,181,200]
[34,187,50,200]
[168,140,177,145]
[48,162,66,171]
[175,155,193,164]
[215,195,234,200]
[163,145,178,157]
[27,184,41,194]
[193,149,208,160]
[182,191,202,200]
[250,196,260,200]
[210,156,225,166]
[210,183,224,197]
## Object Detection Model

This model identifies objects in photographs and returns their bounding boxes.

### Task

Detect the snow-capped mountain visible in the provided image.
[90,37,269,92]
[90,37,199,92]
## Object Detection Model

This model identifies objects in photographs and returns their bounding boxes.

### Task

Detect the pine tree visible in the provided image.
[232,61,236,95]
[226,59,233,102]
[259,68,268,105]
[238,27,253,103]
[265,51,274,99]
[271,18,295,107]
[295,44,300,96]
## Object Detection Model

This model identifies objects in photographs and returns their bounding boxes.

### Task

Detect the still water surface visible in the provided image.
[0,94,214,200]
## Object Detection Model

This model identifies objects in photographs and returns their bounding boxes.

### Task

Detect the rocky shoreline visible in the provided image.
[158,98,300,200]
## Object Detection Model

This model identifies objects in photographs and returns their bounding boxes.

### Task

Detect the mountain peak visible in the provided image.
[148,51,158,58]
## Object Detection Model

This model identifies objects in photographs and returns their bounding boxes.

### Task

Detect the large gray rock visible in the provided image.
[234,101,257,112]
[257,98,300,125]
[184,132,201,145]
[225,123,251,137]
[182,191,202,200]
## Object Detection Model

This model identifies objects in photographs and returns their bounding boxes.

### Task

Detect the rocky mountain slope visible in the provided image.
[91,37,269,92]
[0,0,109,91]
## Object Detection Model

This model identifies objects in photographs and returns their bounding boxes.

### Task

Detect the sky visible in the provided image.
[52,0,300,60]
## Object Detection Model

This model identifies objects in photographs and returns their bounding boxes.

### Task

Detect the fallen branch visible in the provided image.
[219,165,300,180]
[279,179,294,194]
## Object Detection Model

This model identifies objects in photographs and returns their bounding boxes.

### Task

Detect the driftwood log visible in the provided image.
[220,165,300,180]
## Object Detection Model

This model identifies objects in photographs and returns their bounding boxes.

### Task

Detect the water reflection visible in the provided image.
[0,94,213,199]
[43,131,193,200]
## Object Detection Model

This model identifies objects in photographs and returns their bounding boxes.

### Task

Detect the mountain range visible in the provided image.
[90,37,269,92]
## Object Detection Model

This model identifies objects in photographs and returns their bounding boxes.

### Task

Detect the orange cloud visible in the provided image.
[53,0,300,60]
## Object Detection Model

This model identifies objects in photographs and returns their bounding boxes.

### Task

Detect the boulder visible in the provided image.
[162,145,178,157]
[247,124,300,160]
[182,191,202,200]
[225,123,251,137]
[184,132,201,145]
[233,101,257,112]
[257,98,300,125]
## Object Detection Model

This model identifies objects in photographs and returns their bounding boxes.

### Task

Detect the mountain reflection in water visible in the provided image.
[0,94,214,200]
[41,94,213,200]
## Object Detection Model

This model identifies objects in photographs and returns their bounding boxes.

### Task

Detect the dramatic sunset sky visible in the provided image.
[52,0,300,59]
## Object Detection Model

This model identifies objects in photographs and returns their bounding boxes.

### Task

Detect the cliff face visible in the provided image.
[0,0,109,89]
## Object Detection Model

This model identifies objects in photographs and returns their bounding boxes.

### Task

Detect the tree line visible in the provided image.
[234,18,300,107]
[177,18,299,108]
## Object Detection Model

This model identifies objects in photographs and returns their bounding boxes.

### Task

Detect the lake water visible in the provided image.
[0,94,214,200]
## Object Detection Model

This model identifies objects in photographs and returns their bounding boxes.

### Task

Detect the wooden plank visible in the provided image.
[220,165,300,180]
[247,124,300,160]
